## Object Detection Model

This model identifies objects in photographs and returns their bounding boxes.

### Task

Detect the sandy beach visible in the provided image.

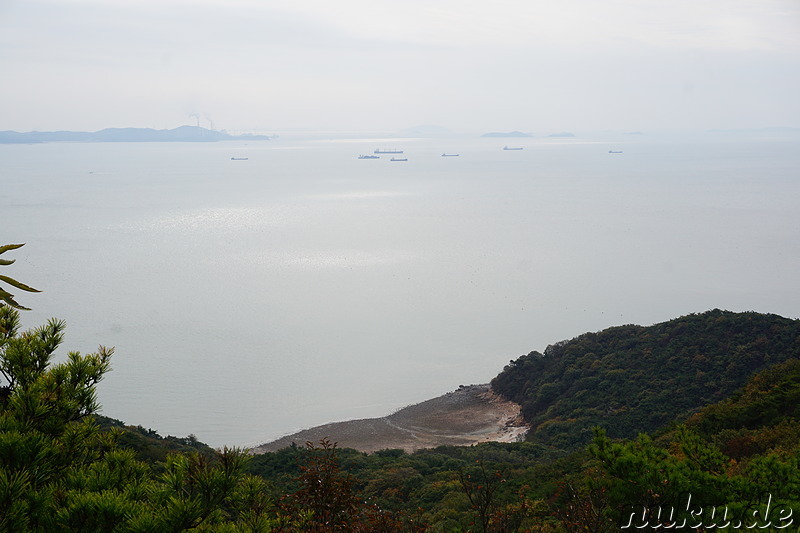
[250,384,529,454]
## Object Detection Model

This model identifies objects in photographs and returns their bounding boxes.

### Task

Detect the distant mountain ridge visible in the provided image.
[481,130,532,138]
[0,125,271,143]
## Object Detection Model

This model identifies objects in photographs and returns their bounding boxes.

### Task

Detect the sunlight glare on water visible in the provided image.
[2,132,799,447]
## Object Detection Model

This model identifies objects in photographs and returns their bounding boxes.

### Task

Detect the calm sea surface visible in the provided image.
[2,132,799,447]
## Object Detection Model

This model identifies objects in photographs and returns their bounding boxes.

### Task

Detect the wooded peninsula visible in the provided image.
[3,243,799,531]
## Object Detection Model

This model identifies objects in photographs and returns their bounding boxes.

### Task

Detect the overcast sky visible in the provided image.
[1,0,799,134]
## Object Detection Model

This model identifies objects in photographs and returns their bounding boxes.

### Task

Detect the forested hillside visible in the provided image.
[244,354,800,531]
[4,242,800,532]
[680,357,800,457]
[5,300,800,531]
[491,310,800,450]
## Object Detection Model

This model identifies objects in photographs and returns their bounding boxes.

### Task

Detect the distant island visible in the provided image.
[481,131,532,138]
[547,131,575,137]
[0,125,271,143]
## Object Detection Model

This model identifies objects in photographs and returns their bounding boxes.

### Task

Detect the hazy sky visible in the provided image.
[2,0,799,133]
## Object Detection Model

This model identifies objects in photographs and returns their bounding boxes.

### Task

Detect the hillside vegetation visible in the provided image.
[3,244,799,533]
[491,309,800,450]
[245,347,800,531]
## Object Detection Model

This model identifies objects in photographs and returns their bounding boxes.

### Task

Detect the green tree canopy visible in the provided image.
[0,304,273,532]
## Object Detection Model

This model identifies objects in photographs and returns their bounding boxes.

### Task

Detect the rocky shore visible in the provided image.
[250,384,529,454]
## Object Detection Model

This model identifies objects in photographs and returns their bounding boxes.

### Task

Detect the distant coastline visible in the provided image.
[481,131,532,138]
[0,125,271,144]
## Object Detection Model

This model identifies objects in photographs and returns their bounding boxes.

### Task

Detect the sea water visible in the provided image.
[2,131,799,447]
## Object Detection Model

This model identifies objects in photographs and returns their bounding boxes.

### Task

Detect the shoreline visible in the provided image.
[249,384,529,454]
